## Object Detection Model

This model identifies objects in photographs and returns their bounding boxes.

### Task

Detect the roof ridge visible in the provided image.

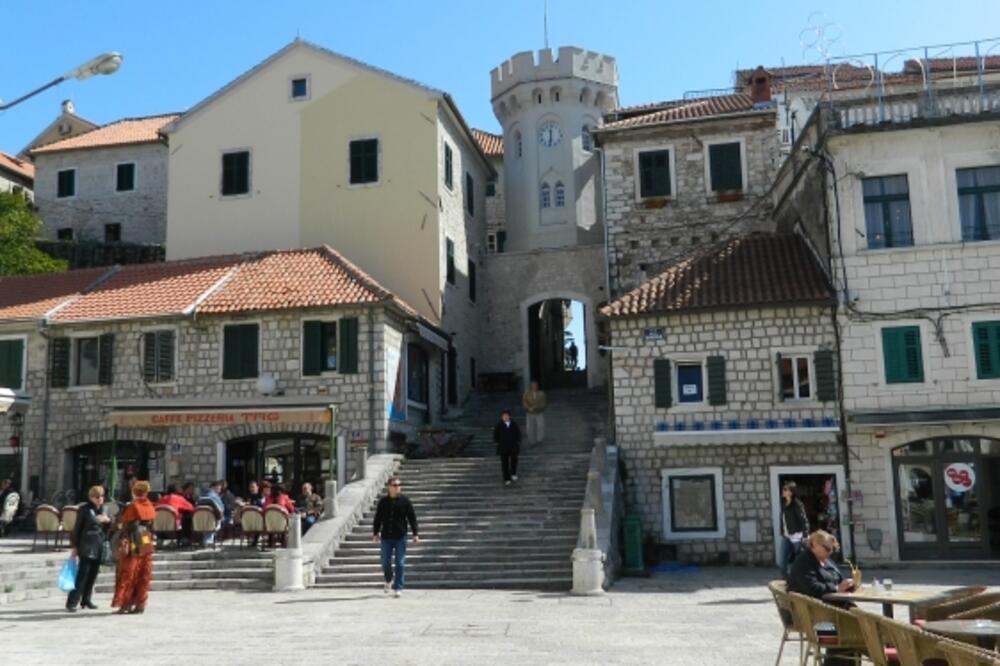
[318,245,393,301]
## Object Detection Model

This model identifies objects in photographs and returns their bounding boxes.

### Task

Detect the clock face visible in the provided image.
[538,122,563,147]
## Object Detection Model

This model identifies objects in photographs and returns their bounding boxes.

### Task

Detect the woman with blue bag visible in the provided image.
[65,486,111,612]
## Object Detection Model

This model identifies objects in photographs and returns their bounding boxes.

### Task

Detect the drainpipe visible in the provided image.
[38,327,52,500]
[367,307,376,455]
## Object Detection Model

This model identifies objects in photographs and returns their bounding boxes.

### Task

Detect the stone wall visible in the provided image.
[600,114,780,296]
[485,154,506,238]
[33,142,168,245]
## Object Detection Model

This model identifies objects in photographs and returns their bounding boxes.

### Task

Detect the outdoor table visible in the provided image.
[823,588,952,619]
[923,619,1000,650]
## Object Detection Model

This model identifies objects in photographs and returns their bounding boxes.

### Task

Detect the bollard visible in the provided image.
[273,515,304,591]
[323,480,339,519]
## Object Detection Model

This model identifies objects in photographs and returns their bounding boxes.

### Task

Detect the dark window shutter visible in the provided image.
[223,326,241,379]
[157,331,175,382]
[142,333,157,382]
[902,328,922,382]
[302,321,322,376]
[653,359,672,408]
[240,325,258,379]
[444,144,453,189]
[706,355,727,405]
[883,326,923,384]
[98,333,114,386]
[709,142,743,192]
[775,352,784,402]
[339,317,359,374]
[448,348,458,405]
[814,350,836,402]
[468,260,477,302]
[496,230,507,253]
[0,339,24,390]
[973,322,1000,379]
[50,337,70,388]
[465,172,475,216]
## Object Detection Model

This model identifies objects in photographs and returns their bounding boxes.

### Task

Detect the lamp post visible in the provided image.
[0,52,123,111]
[8,412,25,492]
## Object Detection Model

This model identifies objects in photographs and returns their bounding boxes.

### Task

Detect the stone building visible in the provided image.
[471,129,507,252]
[0,246,446,502]
[601,234,844,565]
[29,114,177,245]
[593,80,780,298]
[772,80,1000,562]
[18,99,98,158]
[0,151,33,198]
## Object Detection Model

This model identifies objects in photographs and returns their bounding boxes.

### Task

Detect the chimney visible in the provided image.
[61,99,75,115]
[748,66,772,105]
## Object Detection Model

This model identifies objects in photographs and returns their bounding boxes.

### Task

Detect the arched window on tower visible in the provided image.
[554,182,566,207]
[540,182,551,209]
[582,125,593,152]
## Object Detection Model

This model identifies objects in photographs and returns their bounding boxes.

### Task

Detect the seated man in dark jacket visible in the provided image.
[787,530,857,666]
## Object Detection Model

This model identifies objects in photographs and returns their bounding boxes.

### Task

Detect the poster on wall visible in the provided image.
[387,346,406,422]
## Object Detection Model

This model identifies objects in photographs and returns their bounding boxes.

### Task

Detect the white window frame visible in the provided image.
[220,148,253,199]
[298,315,342,379]
[702,137,749,194]
[219,320,263,381]
[140,326,179,386]
[554,181,566,208]
[874,320,932,389]
[0,334,28,391]
[661,466,726,540]
[633,144,676,202]
[672,356,708,408]
[288,74,311,102]
[114,161,137,194]
[67,331,103,390]
[56,167,77,199]
[540,182,551,209]
[773,348,816,403]
[347,134,382,189]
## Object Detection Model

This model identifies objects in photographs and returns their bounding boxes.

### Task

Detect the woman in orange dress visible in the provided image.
[111,480,156,614]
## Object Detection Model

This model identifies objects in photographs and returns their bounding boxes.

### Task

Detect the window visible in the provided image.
[778,354,812,400]
[221,151,250,196]
[349,138,379,185]
[447,347,458,405]
[115,163,136,192]
[653,357,726,408]
[676,362,704,404]
[142,330,175,383]
[496,230,506,253]
[487,233,497,254]
[0,338,25,390]
[446,238,455,284]
[72,335,113,387]
[882,326,924,384]
[582,125,593,152]
[973,321,1000,379]
[222,323,259,380]
[661,467,726,540]
[290,77,308,99]
[104,224,121,243]
[57,228,74,241]
[406,344,428,404]
[57,169,76,198]
[486,179,496,197]
[468,259,476,302]
[554,181,566,208]
[863,175,913,249]
[302,321,338,375]
[708,141,743,192]
[540,183,551,209]
[470,357,476,388]
[638,149,671,198]
[465,172,475,216]
[957,166,1000,242]
[444,143,453,190]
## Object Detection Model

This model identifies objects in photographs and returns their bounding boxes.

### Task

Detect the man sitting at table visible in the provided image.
[788,530,858,665]
[156,484,194,531]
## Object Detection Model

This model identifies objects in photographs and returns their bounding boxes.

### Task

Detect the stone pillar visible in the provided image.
[273,516,304,592]
[323,480,339,519]
[572,509,604,595]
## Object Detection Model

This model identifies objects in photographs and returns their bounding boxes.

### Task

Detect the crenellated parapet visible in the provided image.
[491,47,618,101]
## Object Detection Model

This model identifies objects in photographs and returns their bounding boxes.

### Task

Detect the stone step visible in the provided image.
[0,586,62,605]
[328,552,568,564]
[95,577,271,592]
[342,528,578,540]
[98,567,270,582]
[320,560,569,574]
[337,539,577,552]
[314,570,572,586]
[312,576,572,590]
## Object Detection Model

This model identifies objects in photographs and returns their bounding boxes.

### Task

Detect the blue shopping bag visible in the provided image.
[57,558,77,592]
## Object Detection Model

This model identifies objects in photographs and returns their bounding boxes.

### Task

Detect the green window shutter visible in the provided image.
[98,333,114,386]
[240,325,259,379]
[653,359,672,408]
[142,333,157,383]
[465,172,475,216]
[709,142,743,192]
[339,317,359,374]
[814,350,836,402]
[775,352,784,402]
[50,337,70,388]
[883,326,923,384]
[973,322,1000,379]
[223,326,240,379]
[302,321,323,376]
[706,355,727,405]
[0,339,24,390]
[157,331,175,382]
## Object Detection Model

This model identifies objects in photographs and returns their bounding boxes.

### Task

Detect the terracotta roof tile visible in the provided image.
[471,129,503,157]
[0,151,34,180]
[30,114,180,155]
[600,234,833,318]
[904,56,1000,74]
[0,268,110,321]
[602,94,766,131]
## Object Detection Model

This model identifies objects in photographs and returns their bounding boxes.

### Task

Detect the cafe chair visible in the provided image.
[238,506,265,550]
[879,616,949,666]
[952,599,1000,622]
[935,637,1000,666]
[263,505,289,549]
[58,505,79,549]
[913,586,989,623]
[32,505,61,551]
[787,592,867,666]
[768,580,806,666]
[849,607,899,666]
[104,499,121,522]
[191,506,219,550]
[152,505,181,549]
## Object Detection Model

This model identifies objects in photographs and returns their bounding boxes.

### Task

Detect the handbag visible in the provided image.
[129,521,154,556]
[57,558,78,592]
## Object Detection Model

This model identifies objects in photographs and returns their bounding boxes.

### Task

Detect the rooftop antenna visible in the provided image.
[543,0,549,49]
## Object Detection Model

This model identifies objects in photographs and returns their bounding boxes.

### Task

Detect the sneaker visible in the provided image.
[394,590,402,598]
[504,480,512,487]
[511,475,518,482]
[384,582,392,594]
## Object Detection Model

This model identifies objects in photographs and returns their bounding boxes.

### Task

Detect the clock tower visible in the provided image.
[491,47,619,251]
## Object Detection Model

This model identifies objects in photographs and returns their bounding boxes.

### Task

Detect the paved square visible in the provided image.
[2,567,997,665]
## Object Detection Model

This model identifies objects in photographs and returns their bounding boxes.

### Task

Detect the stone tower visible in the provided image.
[490,47,619,252]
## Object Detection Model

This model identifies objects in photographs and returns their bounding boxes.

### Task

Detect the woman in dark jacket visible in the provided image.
[780,482,809,578]
[66,485,111,612]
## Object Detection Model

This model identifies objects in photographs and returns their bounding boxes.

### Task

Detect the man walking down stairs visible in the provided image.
[372,476,419,598]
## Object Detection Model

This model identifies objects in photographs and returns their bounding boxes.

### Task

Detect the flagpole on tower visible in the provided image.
[543,0,549,49]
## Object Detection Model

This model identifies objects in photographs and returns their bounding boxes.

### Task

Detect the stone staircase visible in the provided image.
[315,387,607,590]
[94,546,273,593]
[0,548,66,605]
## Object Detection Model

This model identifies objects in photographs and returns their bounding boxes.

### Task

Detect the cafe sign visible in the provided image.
[110,407,332,428]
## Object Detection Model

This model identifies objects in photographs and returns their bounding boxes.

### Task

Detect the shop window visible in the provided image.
[661,467,726,539]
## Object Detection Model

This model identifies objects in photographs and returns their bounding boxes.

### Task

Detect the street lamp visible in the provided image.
[0,51,123,111]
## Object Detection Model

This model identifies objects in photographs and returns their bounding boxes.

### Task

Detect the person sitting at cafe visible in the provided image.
[264,484,296,513]
[296,482,323,534]
[179,481,198,543]
[156,484,194,531]
[245,480,265,507]
[196,480,225,545]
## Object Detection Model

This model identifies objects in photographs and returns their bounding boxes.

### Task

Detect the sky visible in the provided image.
[2,1,999,153]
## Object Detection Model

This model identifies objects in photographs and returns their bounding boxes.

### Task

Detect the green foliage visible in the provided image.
[0,192,67,276]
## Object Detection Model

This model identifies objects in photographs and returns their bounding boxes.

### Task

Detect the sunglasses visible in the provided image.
[389,483,401,487]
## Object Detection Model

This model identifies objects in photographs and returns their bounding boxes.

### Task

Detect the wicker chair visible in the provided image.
[768,580,806,666]
[849,606,900,666]
[787,592,867,666]
[191,506,219,550]
[913,586,989,622]
[936,637,1000,666]
[152,505,180,549]
[58,505,79,548]
[238,506,265,549]
[879,615,949,666]
[32,504,61,551]
[951,599,1000,622]
[263,505,289,549]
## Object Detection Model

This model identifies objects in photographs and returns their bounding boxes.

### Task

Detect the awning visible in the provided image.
[0,388,31,415]
[654,427,839,447]
[416,322,450,351]
[105,395,338,428]
[849,407,1000,427]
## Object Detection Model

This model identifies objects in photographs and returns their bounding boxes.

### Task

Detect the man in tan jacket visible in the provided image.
[522,381,547,448]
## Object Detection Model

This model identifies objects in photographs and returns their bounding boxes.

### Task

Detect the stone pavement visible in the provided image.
[1,566,998,665]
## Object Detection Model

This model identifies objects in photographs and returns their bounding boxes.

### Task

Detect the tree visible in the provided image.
[0,192,67,276]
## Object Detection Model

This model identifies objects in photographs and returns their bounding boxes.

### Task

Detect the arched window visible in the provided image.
[582,125,593,152]
[554,181,566,207]
[540,183,551,209]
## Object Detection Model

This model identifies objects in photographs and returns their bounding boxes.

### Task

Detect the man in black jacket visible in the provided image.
[493,410,522,486]
[372,476,419,598]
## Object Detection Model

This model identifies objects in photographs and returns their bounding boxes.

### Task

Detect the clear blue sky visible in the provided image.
[2,1,999,153]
